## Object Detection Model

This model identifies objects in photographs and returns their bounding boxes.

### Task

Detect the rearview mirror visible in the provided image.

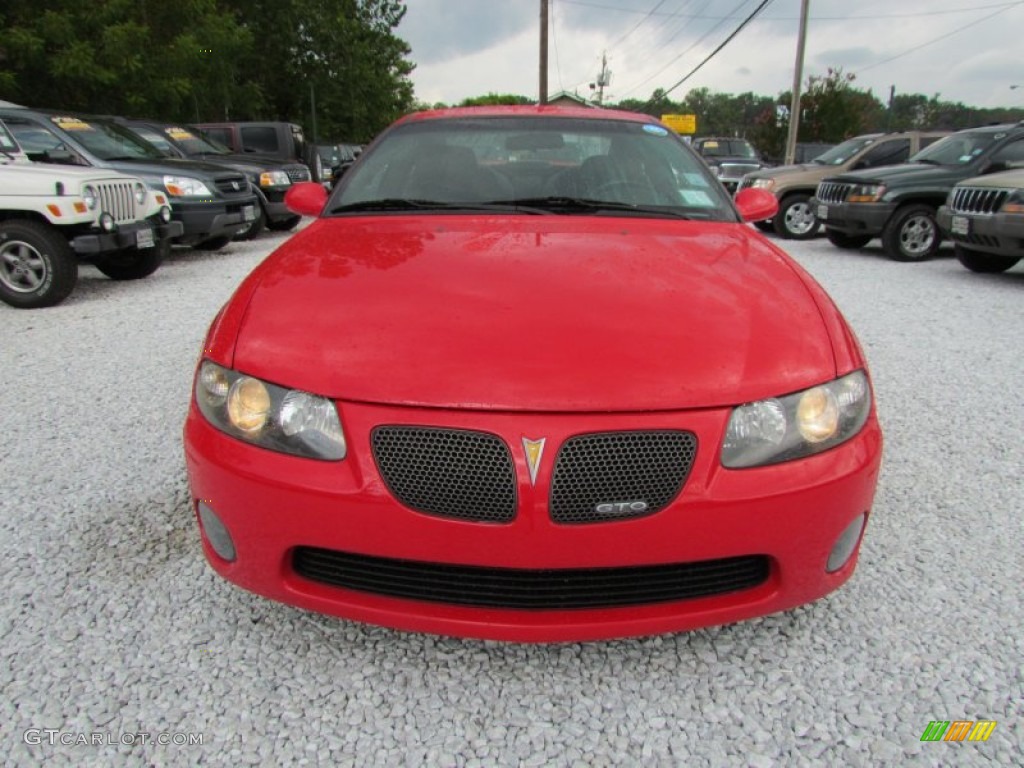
[734,188,778,223]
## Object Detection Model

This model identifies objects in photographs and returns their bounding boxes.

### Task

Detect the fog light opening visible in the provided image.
[826,513,866,573]
[99,213,116,232]
[197,500,236,562]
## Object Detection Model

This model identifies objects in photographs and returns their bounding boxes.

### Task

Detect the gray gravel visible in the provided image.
[1,226,1021,767]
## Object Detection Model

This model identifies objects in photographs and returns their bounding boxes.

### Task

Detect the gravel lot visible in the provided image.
[1,225,1021,767]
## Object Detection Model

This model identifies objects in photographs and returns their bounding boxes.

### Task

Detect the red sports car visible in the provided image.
[184,106,883,642]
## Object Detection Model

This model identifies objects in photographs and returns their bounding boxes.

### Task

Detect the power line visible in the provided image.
[616,0,747,100]
[606,0,669,53]
[855,3,1021,74]
[558,0,1024,20]
[551,0,566,93]
[644,0,775,106]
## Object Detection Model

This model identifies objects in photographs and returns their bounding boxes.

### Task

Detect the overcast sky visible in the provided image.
[397,0,1024,110]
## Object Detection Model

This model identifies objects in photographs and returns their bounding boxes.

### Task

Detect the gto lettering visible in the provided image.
[595,501,649,514]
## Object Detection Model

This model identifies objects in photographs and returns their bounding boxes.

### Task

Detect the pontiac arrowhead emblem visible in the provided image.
[522,437,546,486]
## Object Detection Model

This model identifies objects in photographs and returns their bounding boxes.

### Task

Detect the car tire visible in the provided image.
[825,229,872,249]
[266,215,301,232]
[754,220,774,233]
[234,202,266,241]
[773,193,819,240]
[954,245,1020,273]
[882,204,940,262]
[0,219,77,309]
[94,239,168,280]
[194,236,232,251]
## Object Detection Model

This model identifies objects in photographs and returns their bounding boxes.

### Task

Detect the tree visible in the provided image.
[459,94,533,107]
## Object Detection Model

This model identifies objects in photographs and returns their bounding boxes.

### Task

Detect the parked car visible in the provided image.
[937,169,1024,273]
[184,105,882,642]
[0,119,182,308]
[692,137,768,193]
[812,122,1024,261]
[0,107,258,251]
[113,119,310,235]
[740,131,950,239]
[195,121,325,183]
[316,142,363,189]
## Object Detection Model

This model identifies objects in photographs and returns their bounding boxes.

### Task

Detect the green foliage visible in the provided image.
[0,0,414,142]
[609,67,1024,161]
[459,93,533,107]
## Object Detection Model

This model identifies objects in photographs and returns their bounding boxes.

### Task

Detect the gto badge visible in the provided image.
[522,437,546,486]
[595,501,649,515]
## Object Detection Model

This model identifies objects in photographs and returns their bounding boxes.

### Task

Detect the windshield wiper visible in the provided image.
[496,196,693,218]
[331,198,539,214]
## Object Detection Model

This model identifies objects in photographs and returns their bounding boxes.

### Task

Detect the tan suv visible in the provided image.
[738,131,949,239]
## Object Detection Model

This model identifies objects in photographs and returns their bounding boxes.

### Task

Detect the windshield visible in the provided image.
[909,131,999,165]
[48,116,164,160]
[812,136,876,165]
[699,139,756,159]
[163,126,229,155]
[333,115,735,220]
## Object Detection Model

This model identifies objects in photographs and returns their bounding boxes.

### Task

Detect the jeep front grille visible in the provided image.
[949,186,1009,215]
[549,431,697,524]
[816,181,854,205]
[371,427,517,523]
[292,548,771,609]
[97,181,139,223]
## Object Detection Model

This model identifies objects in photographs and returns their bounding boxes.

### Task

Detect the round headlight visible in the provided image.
[198,363,230,407]
[797,387,840,443]
[159,205,172,223]
[134,183,147,205]
[83,185,98,210]
[227,377,271,433]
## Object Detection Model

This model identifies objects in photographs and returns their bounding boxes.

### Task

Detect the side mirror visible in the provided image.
[285,181,327,217]
[734,187,778,223]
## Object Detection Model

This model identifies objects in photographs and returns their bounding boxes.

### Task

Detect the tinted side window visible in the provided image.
[919,136,944,149]
[240,126,280,153]
[859,139,910,168]
[988,138,1024,166]
[202,127,233,147]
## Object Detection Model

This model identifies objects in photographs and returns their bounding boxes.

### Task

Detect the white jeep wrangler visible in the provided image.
[0,119,183,308]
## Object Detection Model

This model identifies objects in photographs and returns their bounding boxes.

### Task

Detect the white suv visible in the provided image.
[0,119,182,308]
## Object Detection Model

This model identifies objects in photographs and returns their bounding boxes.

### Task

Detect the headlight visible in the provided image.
[1001,190,1024,214]
[722,370,871,468]
[750,178,775,191]
[82,185,98,210]
[259,171,291,187]
[163,175,212,197]
[846,184,886,203]
[134,183,148,205]
[195,361,346,460]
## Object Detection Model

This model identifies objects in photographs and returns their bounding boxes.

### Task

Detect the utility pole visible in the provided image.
[594,52,611,106]
[784,0,810,165]
[886,85,895,132]
[539,0,549,104]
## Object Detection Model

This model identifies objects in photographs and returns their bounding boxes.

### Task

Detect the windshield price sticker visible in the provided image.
[51,116,94,131]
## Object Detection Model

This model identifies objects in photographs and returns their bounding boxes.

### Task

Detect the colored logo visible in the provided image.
[522,437,546,486]
[920,720,997,742]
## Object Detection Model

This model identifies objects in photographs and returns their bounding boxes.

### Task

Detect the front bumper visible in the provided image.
[69,219,184,255]
[171,195,259,245]
[184,395,883,642]
[937,205,1024,257]
[812,199,896,236]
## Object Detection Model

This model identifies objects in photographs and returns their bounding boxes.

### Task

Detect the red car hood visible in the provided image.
[231,216,838,411]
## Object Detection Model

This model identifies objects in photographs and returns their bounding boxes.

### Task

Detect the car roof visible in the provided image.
[395,105,659,126]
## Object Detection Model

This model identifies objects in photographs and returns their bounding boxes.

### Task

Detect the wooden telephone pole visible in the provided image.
[540,0,549,104]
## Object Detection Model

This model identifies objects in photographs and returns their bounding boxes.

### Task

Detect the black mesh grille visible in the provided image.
[550,431,697,524]
[371,427,516,523]
[285,166,312,182]
[293,548,770,610]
